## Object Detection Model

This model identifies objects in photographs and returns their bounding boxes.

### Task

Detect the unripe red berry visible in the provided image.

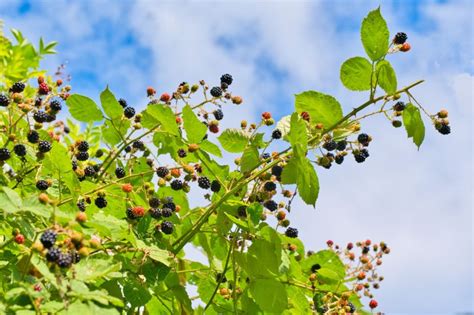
[56,79,63,86]
[400,43,411,52]
[170,168,181,178]
[147,87,156,97]
[276,210,286,221]
[326,240,334,247]
[357,271,366,280]
[365,239,371,246]
[15,234,25,244]
[175,116,182,124]
[76,212,87,223]
[132,206,145,217]
[160,93,171,102]
[219,288,229,296]
[347,242,354,250]
[122,183,133,193]
[301,111,310,121]
[262,112,271,120]
[34,284,42,292]
[369,300,378,309]
[209,124,219,133]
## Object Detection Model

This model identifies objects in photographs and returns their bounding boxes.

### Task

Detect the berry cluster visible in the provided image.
[38,229,87,269]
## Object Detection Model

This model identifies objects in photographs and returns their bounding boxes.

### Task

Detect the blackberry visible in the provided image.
[272,129,282,140]
[261,153,270,160]
[348,302,356,313]
[118,98,128,108]
[72,252,81,264]
[124,107,135,118]
[149,197,161,208]
[10,82,25,93]
[323,140,337,151]
[0,148,11,161]
[13,144,27,157]
[124,145,132,153]
[84,166,96,177]
[0,94,10,107]
[57,252,72,268]
[336,140,347,151]
[237,206,247,217]
[50,99,62,111]
[271,165,283,177]
[357,133,370,146]
[285,227,298,238]
[263,200,278,211]
[361,148,370,158]
[95,197,108,208]
[33,111,48,123]
[213,109,224,121]
[40,230,57,249]
[93,164,101,172]
[177,149,187,158]
[264,181,276,192]
[393,32,407,45]
[46,247,61,262]
[149,208,162,219]
[437,124,451,135]
[36,180,49,191]
[126,207,136,220]
[354,153,366,163]
[362,246,370,254]
[77,200,86,212]
[115,167,126,178]
[210,86,222,97]
[77,141,89,152]
[335,155,344,165]
[34,97,42,107]
[38,141,52,153]
[64,126,70,133]
[170,179,183,190]
[132,140,145,150]
[210,180,221,193]
[162,202,176,212]
[45,113,56,122]
[72,160,78,170]
[27,130,39,143]
[220,74,233,85]
[198,176,211,189]
[161,221,174,234]
[75,151,89,161]
[162,207,173,217]
[393,101,406,111]
[311,264,321,273]
[216,272,227,283]
[156,166,169,178]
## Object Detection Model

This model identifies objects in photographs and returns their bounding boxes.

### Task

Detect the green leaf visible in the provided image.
[240,146,260,173]
[295,156,319,206]
[295,91,343,129]
[224,212,249,231]
[199,139,222,157]
[0,187,22,211]
[123,279,152,308]
[249,279,288,312]
[218,129,249,153]
[361,8,389,61]
[136,240,171,266]
[288,112,307,149]
[43,142,71,174]
[301,250,345,279]
[73,257,122,282]
[247,203,263,226]
[402,103,425,149]
[182,105,207,143]
[376,60,397,94]
[281,156,298,185]
[141,105,179,136]
[340,57,373,91]
[66,94,103,122]
[100,87,123,120]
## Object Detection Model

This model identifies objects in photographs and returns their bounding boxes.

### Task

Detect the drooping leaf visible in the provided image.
[402,103,425,149]
[361,8,389,61]
[66,94,103,122]
[295,91,343,129]
[340,57,373,91]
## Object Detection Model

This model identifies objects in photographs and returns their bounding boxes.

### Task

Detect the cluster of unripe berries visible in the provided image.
[317,132,372,169]
[392,32,411,53]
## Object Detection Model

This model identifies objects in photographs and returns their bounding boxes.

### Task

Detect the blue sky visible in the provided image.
[1,0,472,313]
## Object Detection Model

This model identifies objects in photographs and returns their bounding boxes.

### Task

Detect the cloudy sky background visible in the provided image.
[1,0,472,313]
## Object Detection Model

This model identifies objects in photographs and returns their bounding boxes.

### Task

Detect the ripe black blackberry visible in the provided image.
[162,201,176,212]
[93,164,101,172]
[75,151,89,161]
[357,133,370,146]
[115,167,126,178]
[311,263,321,272]
[323,140,337,151]
[177,149,187,158]
[133,140,145,150]
[46,247,61,262]
[210,86,222,97]
[0,148,11,161]
[149,208,162,219]
[271,165,283,177]
[156,166,169,178]
[149,197,160,208]
[335,155,344,165]
[362,246,370,254]
[13,144,26,157]
[237,206,247,217]
[162,207,173,217]
[124,145,132,153]
[72,160,78,171]
[45,113,56,122]
[124,107,135,118]
[84,166,96,177]
[393,32,407,45]
[126,207,136,220]
[33,111,48,123]
[36,180,49,191]
[72,252,81,264]
[348,302,356,313]
[285,227,298,238]
[216,273,227,283]
[50,99,62,111]
[77,141,89,152]
[220,74,233,85]
[170,179,183,190]
[437,124,451,135]
[210,180,221,193]
[38,141,52,153]
[336,140,347,151]
[393,101,406,111]
[272,129,282,140]
[354,152,366,163]
[263,200,278,211]
[10,82,25,93]
[161,221,174,234]
[0,94,10,107]
[77,200,86,212]
[361,148,370,158]
[264,181,276,192]
[198,176,211,189]
[261,153,270,160]
[40,230,57,249]
[213,109,224,120]
[95,196,108,208]
[118,98,128,108]
[27,130,39,143]
[57,252,72,268]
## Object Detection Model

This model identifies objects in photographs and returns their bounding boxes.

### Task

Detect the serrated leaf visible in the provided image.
[141,105,179,135]
[0,187,22,211]
[200,139,222,157]
[123,279,152,308]
[296,156,319,206]
[249,279,288,312]
[66,94,103,122]
[288,112,308,149]
[402,103,425,149]
[218,129,249,153]
[340,57,373,91]
[295,91,343,129]
[224,212,249,231]
[182,105,207,143]
[376,60,397,94]
[240,145,260,173]
[361,8,389,61]
[100,86,123,120]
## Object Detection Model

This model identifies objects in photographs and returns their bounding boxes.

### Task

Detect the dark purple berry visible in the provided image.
[285,227,298,238]
[210,86,222,97]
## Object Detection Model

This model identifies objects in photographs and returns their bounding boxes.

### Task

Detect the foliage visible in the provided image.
[0,9,451,314]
